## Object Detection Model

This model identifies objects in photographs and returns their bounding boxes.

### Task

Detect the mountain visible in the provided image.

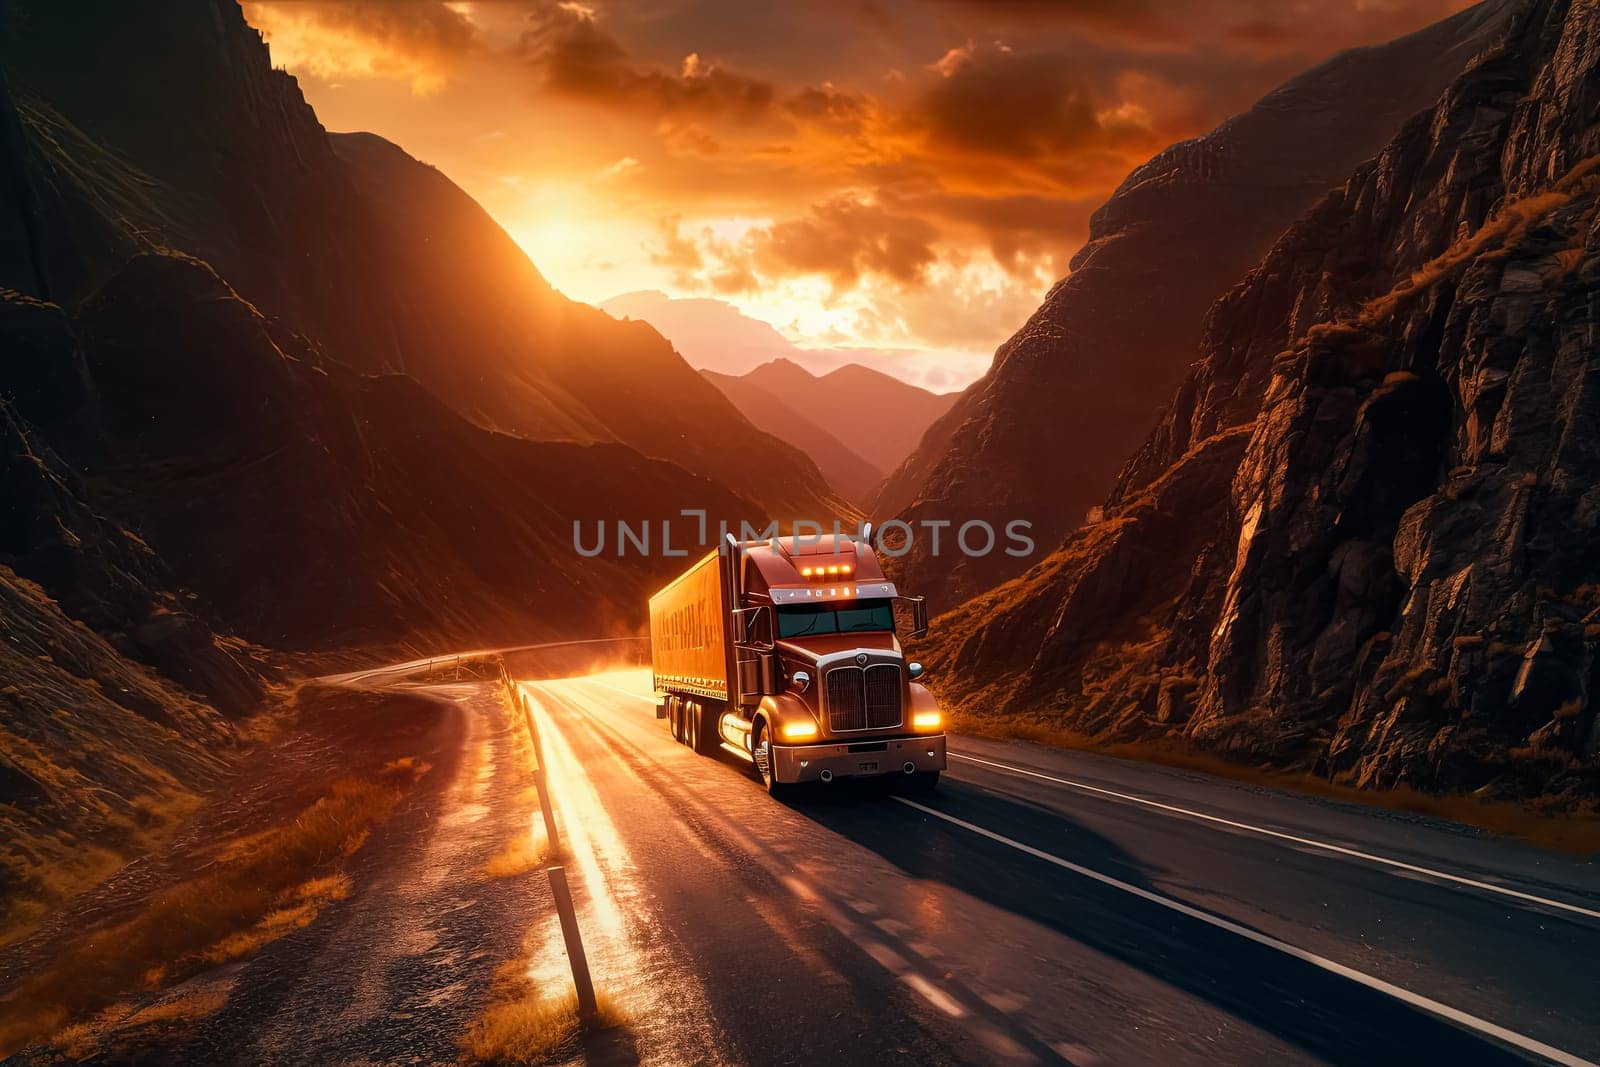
[875,0,1516,610]
[0,0,844,523]
[72,252,758,650]
[925,0,1600,800]
[735,359,958,484]
[600,288,968,395]
[327,134,846,522]
[701,369,885,506]
[601,290,802,375]
[0,0,792,930]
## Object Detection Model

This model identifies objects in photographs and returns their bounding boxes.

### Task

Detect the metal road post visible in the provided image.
[546,865,598,1024]
[523,690,562,855]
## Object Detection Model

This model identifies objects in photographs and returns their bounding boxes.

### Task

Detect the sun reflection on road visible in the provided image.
[513,681,651,1019]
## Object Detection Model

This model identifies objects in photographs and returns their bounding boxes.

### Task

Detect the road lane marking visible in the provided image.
[566,683,1599,921]
[949,751,1600,922]
[894,796,1596,1067]
[585,680,657,704]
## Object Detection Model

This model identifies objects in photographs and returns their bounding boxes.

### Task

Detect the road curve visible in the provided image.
[527,667,1600,1066]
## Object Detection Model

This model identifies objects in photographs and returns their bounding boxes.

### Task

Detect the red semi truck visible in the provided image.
[648,532,946,797]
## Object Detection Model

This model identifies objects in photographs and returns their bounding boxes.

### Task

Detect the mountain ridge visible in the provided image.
[735,357,958,483]
[875,0,1517,610]
[0,0,846,522]
[701,368,886,507]
[924,0,1600,800]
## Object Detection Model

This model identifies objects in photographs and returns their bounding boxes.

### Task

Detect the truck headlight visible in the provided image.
[912,710,942,730]
[781,719,819,741]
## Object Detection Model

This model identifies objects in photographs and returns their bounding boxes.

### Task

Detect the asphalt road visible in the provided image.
[36,663,1592,1065]
[518,667,1600,1067]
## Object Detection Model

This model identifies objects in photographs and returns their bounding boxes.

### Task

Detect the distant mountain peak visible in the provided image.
[717,358,957,502]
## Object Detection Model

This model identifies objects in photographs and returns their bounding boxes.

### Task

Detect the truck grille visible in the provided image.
[825,663,903,732]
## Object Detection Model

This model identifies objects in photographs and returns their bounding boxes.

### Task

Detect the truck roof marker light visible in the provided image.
[842,564,853,573]
[801,567,813,576]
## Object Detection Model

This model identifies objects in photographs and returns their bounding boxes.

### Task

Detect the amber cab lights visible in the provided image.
[798,562,853,578]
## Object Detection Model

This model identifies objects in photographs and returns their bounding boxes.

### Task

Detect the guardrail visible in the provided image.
[496,660,598,1024]
[330,636,651,1027]
[320,636,648,689]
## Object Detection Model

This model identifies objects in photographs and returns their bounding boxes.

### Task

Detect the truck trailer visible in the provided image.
[648,531,947,797]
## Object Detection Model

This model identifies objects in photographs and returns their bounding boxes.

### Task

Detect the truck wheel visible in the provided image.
[685,701,699,750]
[668,697,682,743]
[752,724,791,800]
[692,702,718,756]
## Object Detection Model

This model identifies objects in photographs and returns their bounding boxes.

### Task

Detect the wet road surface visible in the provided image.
[18,664,1595,1066]
[520,668,1600,1066]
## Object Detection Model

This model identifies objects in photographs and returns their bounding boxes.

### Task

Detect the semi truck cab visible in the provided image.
[648,531,947,797]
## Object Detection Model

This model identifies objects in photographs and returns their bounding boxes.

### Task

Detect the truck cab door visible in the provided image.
[732,605,778,704]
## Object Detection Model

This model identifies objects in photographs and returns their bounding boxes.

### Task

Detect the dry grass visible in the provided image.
[460,960,626,1064]
[197,874,353,965]
[1361,155,1600,324]
[0,767,206,953]
[0,761,427,1057]
[483,835,546,880]
[957,714,1600,854]
[478,685,568,879]
[46,985,234,1061]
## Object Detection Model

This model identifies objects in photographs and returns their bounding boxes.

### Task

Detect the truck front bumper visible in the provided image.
[772,734,946,784]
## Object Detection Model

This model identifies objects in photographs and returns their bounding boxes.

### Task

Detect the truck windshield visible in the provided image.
[776,599,894,638]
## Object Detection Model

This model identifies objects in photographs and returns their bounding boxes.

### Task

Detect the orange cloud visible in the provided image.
[243,1,475,94]
[241,0,1484,375]
[915,43,1105,160]
[519,3,777,122]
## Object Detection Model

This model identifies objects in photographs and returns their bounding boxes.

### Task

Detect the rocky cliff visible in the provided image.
[877,0,1515,610]
[928,0,1600,800]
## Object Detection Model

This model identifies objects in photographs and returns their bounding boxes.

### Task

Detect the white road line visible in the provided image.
[584,680,657,704]
[574,684,1600,921]
[894,796,1596,1067]
[949,751,1600,922]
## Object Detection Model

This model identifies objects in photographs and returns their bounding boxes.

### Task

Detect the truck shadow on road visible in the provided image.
[790,779,1528,1066]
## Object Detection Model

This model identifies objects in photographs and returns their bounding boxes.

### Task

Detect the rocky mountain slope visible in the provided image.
[0,0,843,522]
[926,0,1600,799]
[877,0,1516,610]
[328,133,844,521]
[73,252,754,650]
[0,0,782,933]
[702,369,885,507]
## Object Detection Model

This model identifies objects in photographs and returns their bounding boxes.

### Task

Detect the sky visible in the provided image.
[240,0,1478,391]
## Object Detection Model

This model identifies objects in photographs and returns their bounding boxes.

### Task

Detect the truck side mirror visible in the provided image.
[792,670,811,693]
[895,595,930,639]
[907,662,924,680]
